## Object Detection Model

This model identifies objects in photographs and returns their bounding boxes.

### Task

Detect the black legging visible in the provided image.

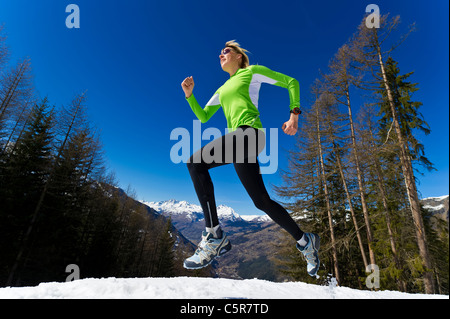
[187,126,304,241]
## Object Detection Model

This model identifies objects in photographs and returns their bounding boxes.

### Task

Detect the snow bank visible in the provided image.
[0,277,447,299]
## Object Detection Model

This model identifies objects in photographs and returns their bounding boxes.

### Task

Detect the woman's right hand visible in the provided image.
[181,76,194,98]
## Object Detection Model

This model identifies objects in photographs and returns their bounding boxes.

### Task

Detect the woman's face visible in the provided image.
[219,47,241,71]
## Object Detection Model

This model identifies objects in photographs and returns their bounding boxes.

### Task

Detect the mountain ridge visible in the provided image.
[140,196,449,281]
[421,195,449,225]
[142,199,271,223]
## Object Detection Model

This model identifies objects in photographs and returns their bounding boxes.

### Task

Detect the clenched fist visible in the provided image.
[181,76,195,98]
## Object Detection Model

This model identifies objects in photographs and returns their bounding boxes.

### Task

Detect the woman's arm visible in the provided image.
[181,76,220,123]
[250,65,300,135]
[251,65,300,135]
[250,65,300,112]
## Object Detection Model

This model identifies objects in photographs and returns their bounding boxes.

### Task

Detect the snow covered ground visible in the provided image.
[0,277,447,299]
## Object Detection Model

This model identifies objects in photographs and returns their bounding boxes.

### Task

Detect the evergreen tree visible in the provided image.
[1,98,55,285]
[375,56,436,292]
[154,218,176,277]
[377,57,434,172]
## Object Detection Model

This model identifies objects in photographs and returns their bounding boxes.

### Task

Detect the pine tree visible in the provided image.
[376,56,436,292]
[377,57,433,171]
[40,127,104,278]
[154,218,176,277]
[425,210,449,295]
[2,98,55,286]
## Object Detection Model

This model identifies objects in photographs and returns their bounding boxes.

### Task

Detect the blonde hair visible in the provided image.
[225,40,250,69]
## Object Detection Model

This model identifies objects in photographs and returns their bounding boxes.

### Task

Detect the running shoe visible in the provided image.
[296,233,320,277]
[184,231,232,269]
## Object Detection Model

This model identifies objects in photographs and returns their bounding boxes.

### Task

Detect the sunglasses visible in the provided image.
[221,47,233,55]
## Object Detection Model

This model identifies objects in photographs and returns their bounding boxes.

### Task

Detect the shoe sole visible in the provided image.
[218,240,232,256]
[311,233,320,251]
[308,233,320,277]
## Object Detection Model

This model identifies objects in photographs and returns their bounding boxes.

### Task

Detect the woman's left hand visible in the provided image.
[282,117,298,136]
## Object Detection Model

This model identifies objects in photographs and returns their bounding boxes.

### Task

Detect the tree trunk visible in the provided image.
[332,141,369,269]
[315,106,340,284]
[345,89,377,267]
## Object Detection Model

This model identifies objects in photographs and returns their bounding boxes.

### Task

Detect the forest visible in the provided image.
[0,24,204,287]
[273,15,448,294]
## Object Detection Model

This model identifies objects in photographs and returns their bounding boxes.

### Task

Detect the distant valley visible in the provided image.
[142,199,285,281]
[140,195,449,281]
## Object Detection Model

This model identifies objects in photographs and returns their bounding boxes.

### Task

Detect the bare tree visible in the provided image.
[313,92,341,284]
[0,25,9,71]
[0,58,34,137]
[324,44,377,267]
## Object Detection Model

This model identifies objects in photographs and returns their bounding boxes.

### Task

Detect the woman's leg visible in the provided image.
[186,130,233,233]
[187,151,222,230]
[234,160,304,241]
[186,126,262,231]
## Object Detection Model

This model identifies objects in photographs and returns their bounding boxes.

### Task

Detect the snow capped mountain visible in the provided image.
[144,199,200,214]
[216,204,241,222]
[143,199,203,221]
[421,195,449,223]
[143,195,449,224]
[141,199,266,223]
[423,195,449,201]
[241,214,272,223]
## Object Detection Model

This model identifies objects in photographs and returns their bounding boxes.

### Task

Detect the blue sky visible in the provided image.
[0,0,448,215]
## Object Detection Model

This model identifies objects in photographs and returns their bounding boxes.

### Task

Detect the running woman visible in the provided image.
[180,40,320,277]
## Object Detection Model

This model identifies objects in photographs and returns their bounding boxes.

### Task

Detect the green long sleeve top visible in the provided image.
[186,65,300,131]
